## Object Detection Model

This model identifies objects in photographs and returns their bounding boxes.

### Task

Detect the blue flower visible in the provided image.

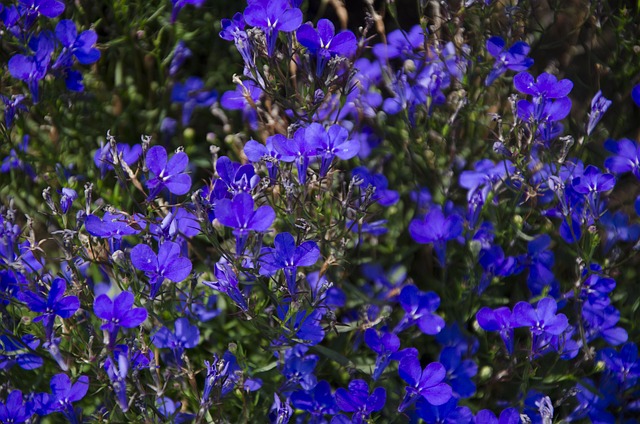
[243,0,303,56]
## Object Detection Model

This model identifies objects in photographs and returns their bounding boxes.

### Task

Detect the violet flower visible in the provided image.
[244,135,294,181]
[170,77,217,126]
[476,306,516,355]
[485,36,533,86]
[48,373,89,424]
[130,240,192,297]
[259,232,321,295]
[334,379,386,424]
[408,207,463,266]
[513,297,569,338]
[8,31,55,102]
[604,137,640,179]
[152,317,200,364]
[393,285,445,335]
[203,262,249,312]
[397,355,452,411]
[586,90,612,135]
[94,291,147,347]
[145,145,192,200]
[215,192,275,253]
[18,278,79,340]
[53,20,100,70]
[0,390,32,423]
[296,18,357,76]
[243,0,303,56]
[273,127,321,185]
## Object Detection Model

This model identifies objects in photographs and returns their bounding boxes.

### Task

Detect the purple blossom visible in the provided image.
[269,394,293,424]
[586,90,612,135]
[415,397,474,424]
[365,328,410,381]
[243,0,303,56]
[513,72,573,100]
[485,36,533,86]
[0,334,42,371]
[476,306,516,355]
[8,31,55,102]
[438,347,477,398]
[475,407,521,424]
[290,380,337,418]
[219,13,254,68]
[18,278,79,339]
[18,0,64,20]
[169,41,192,77]
[145,145,192,199]
[53,20,101,70]
[273,127,321,185]
[215,192,275,253]
[394,285,445,335]
[259,232,321,295]
[214,156,260,196]
[85,212,142,252]
[334,379,386,424]
[203,262,249,312]
[513,297,569,338]
[244,135,294,181]
[130,241,192,297]
[632,84,640,107]
[220,80,262,130]
[152,317,200,363]
[59,188,77,214]
[604,137,640,179]
[0,390,32,423]
[315,124,360,176]
[297,18,357,76]
[48,373,89,424]
[170,77,217,125]
[398,355,452,411]
[372,25,425,60]
[408,207,463,266]
[0,94,28,128]
[94,291,147,346]
[93,142,142,177]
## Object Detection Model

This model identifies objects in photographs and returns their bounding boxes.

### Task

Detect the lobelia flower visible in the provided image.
[571,164,615,214]
[169,41,192,76]
[484,36,533,86]
[59,188,77,214]
[0,334,43,371]
[281,351,319,391]
[296,18,357,76]
[513,72,573,101]
[214,156,261,196]
[259,232,321,296]
[334,379,386,424]
[598,343,640,388]
[8,31,55,102]
[632,83,640,107]
[215,192,276,253]
[243,0,303,56]
[475,407,521,424]
[372,25,425,61]
[604,137,640,179]
[513,297,569,342]
[290,380,337,419]
[438,347,477,399]
[408,207,463,266]
[275,304,325,347]
[272,127,321,185]
[93,142,142,177]
[130,241,192,298]
[152,317,200,364]
[351,166,399,207]
[586,90,612,135]
[85,211,142,252]
[18,278,79,340]
[0,390,32,423]
[203,262,249,312]
[415,397,474,424]
[52,20,100,71]
[582,300,628,345]
[476,306,516,355]
[145,145,192,200]
[94,291,147,347]
[219,12,254,68]
[314,124,360,177]
[48,373,89,424]
[0,94,28,128]
[269,394,293,424]
[221,79,263,130]
[18,0,65,27]
[397,355,452,411]
[170,77,217,126]
[244,135,295,181]
[393,285,445,335]
[364,328,402,381]
[156,397,196,423]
